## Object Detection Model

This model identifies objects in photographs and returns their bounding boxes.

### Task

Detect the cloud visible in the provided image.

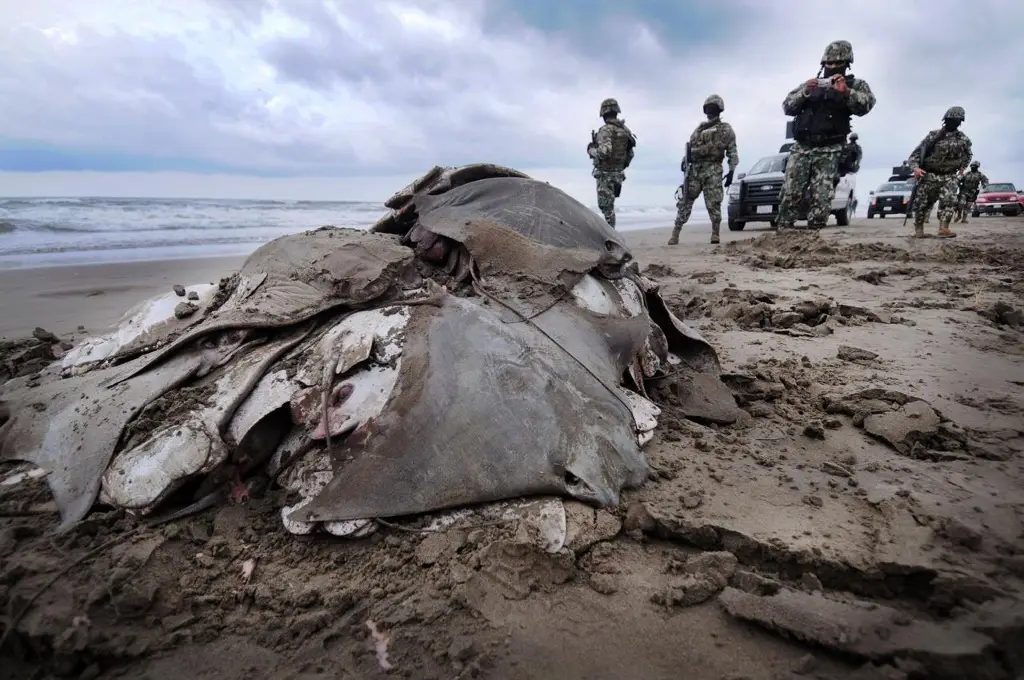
[0,0,1021,206]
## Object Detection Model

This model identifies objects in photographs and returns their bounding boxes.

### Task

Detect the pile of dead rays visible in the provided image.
[0,162,730,539]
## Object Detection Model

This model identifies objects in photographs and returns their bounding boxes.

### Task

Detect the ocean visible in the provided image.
[0,197,685,271]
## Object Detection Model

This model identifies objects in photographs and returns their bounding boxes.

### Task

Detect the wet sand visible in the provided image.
[0,257,244,339]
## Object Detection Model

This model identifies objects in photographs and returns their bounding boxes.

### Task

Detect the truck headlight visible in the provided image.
[728,184,740,199]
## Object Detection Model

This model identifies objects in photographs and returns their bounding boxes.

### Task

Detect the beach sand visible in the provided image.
[0,256,244,339]
[3,217,1024,680]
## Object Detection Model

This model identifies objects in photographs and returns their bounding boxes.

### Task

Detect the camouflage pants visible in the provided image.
[673,163,723,233]
[912,172,958,226]
[955,194,977,219]
[594,170,625,228]
[776,142,842,228]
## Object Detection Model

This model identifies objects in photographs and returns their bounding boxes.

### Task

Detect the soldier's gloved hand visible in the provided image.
[723,170,735,187]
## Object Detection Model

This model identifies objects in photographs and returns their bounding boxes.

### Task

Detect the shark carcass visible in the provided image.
[0,163,722,537]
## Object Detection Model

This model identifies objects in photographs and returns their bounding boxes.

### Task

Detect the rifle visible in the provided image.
[675,142,691,202]
[587,130,598,161]
[903,129,947,226]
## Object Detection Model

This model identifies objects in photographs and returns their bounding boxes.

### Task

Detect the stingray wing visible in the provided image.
[110,228,416,384]
[291,295,651,523]
[0,350,205,532]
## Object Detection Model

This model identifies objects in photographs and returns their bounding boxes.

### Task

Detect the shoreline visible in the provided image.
[0,255,245,339]
[0,222,716,339]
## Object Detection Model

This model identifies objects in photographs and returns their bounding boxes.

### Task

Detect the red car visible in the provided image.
[972,182,1024,217]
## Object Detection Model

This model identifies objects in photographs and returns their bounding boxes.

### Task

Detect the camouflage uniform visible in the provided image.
[668,95,738,246]
[907,106,972,239]
[954,162,988,223]
[776,41,876,229]
[588,98,637,228]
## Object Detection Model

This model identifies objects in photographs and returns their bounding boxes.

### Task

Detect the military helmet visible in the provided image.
[703,94,725,112]
[970,160,980,168]
[821,40,854,64]
[849,132,859,141]
[943,106,966,121]
[599,98,620,117]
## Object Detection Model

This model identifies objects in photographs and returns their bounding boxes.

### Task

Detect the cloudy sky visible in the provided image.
[0,0,1021,207]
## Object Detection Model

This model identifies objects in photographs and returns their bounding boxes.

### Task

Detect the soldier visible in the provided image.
[906,106,973,239]
[587,98,637,228]
[667,94,739,245]
[846,132,863,173]
[828,132,862,204]
[776,40,876,230]
[954,160,989,223]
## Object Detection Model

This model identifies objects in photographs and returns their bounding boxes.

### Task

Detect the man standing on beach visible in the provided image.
[954,160,988,223]
[906,106,973,239]
[588,98,637,228]
[667,94,739,246]
[776,40,876,230]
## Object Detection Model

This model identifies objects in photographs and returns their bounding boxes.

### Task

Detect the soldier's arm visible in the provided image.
[782,83,808,116]
[723,123,739,171]
[959,137,973,172]
[624,125,636,166]
[595,126,613,159]
[845,79,876,116]
[906,132,936,172]
[981,173,989,187]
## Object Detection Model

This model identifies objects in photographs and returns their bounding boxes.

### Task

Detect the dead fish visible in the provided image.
[0,161,726,534]
[290,294,653,524]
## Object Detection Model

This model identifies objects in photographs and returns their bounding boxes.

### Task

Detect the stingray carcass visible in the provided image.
[0,162,723,535]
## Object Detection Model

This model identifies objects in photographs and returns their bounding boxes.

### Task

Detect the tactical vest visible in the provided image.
[838,141,861,176]
[921,131,969,174]
[960,171,984,196]
[594,122,635,172]
[689,120,727,163]
[791,76,855,148]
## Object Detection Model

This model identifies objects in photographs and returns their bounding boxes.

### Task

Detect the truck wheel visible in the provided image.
[972,209,980,218]
[867,211,874,219]
[834,195,853,226]
[1003,206,1022,217]
[727,219,746,232]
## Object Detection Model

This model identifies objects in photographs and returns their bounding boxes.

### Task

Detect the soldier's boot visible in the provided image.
[667,226,681,245]
[960,214,969,224]
[710,222,721,244]
[937,219,957,239]
[913,222,926,238]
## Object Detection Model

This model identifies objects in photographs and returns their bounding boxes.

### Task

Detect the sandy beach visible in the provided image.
[0,257,244,339]
[3,216,1024,680]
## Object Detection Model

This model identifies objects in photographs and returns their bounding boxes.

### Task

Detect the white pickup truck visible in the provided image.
[725,149,857,231]
[866,181,913,219]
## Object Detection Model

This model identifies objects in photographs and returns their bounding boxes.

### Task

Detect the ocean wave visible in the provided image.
[0,196,684,270]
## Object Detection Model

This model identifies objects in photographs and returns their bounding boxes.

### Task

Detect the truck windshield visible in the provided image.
[747,156,787,175]
[877,183,909,193]
[982,184,1015,193]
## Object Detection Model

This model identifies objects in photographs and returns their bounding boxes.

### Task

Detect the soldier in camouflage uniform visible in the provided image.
[907,106,973,239]
[668,94,739,245]
[954,160,988,223]
[776,41,876,230]
[588,98,637,228]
